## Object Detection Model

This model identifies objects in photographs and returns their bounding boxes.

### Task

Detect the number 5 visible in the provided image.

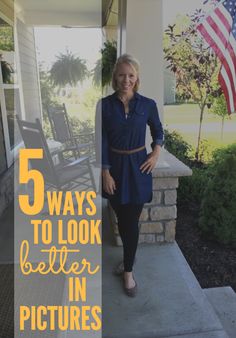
[19,149,44,215]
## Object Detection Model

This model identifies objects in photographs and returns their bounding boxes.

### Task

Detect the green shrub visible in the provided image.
[43,115,93,140]
[178,167,209,204]
[164,129,209,204]
[165,129,210,203]
[164,129,193,165]
[195,139,215,164]
[199,143,236,246]
[69,116,94,135]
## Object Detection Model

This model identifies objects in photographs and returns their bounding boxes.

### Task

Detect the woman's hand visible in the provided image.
[102,169,116,195]
[140,145,161,174]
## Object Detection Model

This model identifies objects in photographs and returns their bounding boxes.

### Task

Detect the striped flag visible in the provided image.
[197,0,236,114]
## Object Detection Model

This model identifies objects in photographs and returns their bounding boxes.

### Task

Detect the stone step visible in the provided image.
[102,242,228,337]
[102,198,227,338]
[204,287,236,338]
[102,243,228,338]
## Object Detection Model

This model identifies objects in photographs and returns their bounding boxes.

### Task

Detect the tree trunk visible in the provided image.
[195,106,204,161]
[221,116,225,141]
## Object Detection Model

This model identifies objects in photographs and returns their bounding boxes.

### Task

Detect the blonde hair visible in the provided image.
[112,54,140,92]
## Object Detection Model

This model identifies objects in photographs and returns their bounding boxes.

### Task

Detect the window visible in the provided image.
[0,14,25,172]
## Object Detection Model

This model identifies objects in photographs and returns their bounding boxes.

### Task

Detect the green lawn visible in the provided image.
[164,104,236,149]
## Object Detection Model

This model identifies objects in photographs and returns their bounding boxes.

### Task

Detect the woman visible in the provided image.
[101,54,164,297]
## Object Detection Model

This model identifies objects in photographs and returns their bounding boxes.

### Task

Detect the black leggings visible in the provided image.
[110,200,144,272]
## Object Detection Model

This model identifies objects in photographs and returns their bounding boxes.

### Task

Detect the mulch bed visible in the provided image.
[176,202,236,293]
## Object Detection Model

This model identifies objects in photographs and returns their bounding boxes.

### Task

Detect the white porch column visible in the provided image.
[121,0,164,122]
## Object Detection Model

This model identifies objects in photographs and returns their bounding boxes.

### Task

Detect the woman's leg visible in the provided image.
[119,204,143,272]
[110,201,143,272]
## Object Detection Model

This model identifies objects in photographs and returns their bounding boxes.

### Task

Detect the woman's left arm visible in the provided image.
[140,100,164,174]
[140,144,161,174]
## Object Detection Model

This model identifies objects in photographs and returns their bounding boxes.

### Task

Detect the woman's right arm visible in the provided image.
[102,169,116,195]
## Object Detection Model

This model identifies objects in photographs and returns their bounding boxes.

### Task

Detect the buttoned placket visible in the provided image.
[116,95,137,121]
[117,98,129,121]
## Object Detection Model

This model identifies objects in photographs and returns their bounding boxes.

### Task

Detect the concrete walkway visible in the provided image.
[102,200,229,338]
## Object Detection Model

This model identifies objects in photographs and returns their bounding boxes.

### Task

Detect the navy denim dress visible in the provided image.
[101,92,164,205]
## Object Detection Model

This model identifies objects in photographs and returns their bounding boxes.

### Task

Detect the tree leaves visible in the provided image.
[163,13,221,160]
[0,26,14,51]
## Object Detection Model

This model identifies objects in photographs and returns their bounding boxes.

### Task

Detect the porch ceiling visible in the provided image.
[15,0,113,27]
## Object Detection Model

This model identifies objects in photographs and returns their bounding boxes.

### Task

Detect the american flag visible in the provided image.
[197,0,236,114]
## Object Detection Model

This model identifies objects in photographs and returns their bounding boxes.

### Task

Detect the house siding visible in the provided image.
[16,19,42,121]
[0,14,42,216]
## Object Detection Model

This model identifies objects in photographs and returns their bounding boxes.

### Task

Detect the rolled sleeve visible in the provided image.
[147,100,164,149]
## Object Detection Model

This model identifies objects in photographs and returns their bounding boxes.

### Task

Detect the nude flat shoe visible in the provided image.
[123,275,138,298]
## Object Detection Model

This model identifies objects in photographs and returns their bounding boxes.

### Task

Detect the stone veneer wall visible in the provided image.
[108,151,192,246]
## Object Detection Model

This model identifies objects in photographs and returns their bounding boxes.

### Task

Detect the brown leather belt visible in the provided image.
[110,145,145,155]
